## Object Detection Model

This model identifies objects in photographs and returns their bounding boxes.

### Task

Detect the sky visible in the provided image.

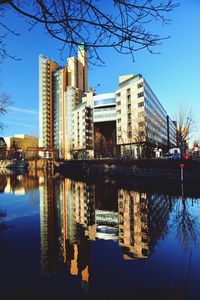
[0,1,200,144]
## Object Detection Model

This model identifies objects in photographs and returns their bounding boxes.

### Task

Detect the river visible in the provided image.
[0,171,200,299]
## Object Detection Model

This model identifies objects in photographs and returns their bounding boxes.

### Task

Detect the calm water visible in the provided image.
[0,172,200,300]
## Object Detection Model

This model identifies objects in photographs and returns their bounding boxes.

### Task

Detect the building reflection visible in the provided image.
[39,176,175,287]
[65,180,95,290]
[0,171,41,195]
[118,190,174,259]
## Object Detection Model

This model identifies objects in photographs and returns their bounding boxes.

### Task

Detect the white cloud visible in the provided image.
[4,120,37,129]
[9,106,38,115]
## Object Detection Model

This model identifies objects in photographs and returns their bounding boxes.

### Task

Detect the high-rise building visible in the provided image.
[39,46,88,159]
[39,46,176,159]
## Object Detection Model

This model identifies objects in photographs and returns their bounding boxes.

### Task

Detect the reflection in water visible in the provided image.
[0,171,40,195]
[1,172,200,298]
[173,199,200,250]
[38,175,189,293]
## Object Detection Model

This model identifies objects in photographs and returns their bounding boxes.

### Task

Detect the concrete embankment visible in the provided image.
[57,159,200,182]
[0,159,54,171]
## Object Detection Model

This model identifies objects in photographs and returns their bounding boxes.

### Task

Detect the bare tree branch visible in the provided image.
[174,104,196,152]
[0,93,11,130]
[0,0,179,64]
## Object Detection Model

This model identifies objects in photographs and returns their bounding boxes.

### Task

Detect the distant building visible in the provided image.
[4,134,38,158]
[0,137,7,159]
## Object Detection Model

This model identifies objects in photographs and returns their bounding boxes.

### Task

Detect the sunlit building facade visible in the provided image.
[39,46,176,159]
[72,74,176,159]
[39,45,88,159]
[115,74,177,157]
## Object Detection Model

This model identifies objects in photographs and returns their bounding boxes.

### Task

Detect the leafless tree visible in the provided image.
[174,104,196,153]
[173,198,200,250]
[0,0,178,64]
[131,115,166,158]
[0,93,10,130]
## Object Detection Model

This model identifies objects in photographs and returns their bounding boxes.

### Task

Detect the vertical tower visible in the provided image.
[78,44,88,93]
[39,55,58,151]
[39,46,88,159]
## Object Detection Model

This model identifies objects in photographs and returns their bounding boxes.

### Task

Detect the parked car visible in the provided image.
[163,152,181,159]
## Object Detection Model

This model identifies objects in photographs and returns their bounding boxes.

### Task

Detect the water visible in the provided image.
[0,172,200,300]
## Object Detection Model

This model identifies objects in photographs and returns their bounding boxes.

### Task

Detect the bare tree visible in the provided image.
[0,93,10,130]
[0,0,178,64]
[131,115,166,158]
[173,198,200,250]
[174,105,196,153]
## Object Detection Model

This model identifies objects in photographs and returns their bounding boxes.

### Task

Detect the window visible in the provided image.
[128,132,132,139]
[139,122,145,127]
[138,92,144,98]
[138,101,144,108]
[137,82,143,89]
[127,88,131,95]
[127,94,131,103]
[94,98,115,106]
[117,109,121,114]
[117,101,121,106]
[116,92,121,97]
[138,111,144,117]
[117,118,121,123]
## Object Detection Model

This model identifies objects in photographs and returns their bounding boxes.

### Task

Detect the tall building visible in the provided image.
[39,46,176,159]
[39,45,88,159]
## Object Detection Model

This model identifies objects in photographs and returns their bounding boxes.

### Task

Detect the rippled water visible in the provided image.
[0,172,200,299]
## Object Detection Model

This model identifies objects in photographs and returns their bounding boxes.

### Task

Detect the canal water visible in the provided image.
[0,172,200,300]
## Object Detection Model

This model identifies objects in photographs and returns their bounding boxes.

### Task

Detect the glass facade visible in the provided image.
[94,98,115,107]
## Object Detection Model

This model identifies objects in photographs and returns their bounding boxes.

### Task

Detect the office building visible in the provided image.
[39,45,88,159]
[39,45,176,159]
[115,74,176,157]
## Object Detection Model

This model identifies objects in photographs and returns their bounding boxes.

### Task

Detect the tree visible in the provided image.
[174,105,196,153]
[0,0,179,64]
[173,198,200,250]
[0,93,10,130]
[131,115,166,158]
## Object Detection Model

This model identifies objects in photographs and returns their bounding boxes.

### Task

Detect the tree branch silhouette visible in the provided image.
[0,0,179,64]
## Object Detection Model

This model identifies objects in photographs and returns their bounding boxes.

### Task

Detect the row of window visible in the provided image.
[94,98,115,107]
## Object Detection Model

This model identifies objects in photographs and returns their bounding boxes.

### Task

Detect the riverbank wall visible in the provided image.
[0,159,54,171]
[57,159,200,182]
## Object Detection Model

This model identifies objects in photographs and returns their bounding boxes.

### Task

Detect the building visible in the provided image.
[4,134,38,158]
[39,46,176,159]
[39,45,88,159]
[93,93,117,157]
[0,137,7,159]
[115,74,176,158]
[73,74,176,159]
[72,92,94,159]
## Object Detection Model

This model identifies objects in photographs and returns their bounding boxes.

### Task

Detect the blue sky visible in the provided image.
[0,1,200,143]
